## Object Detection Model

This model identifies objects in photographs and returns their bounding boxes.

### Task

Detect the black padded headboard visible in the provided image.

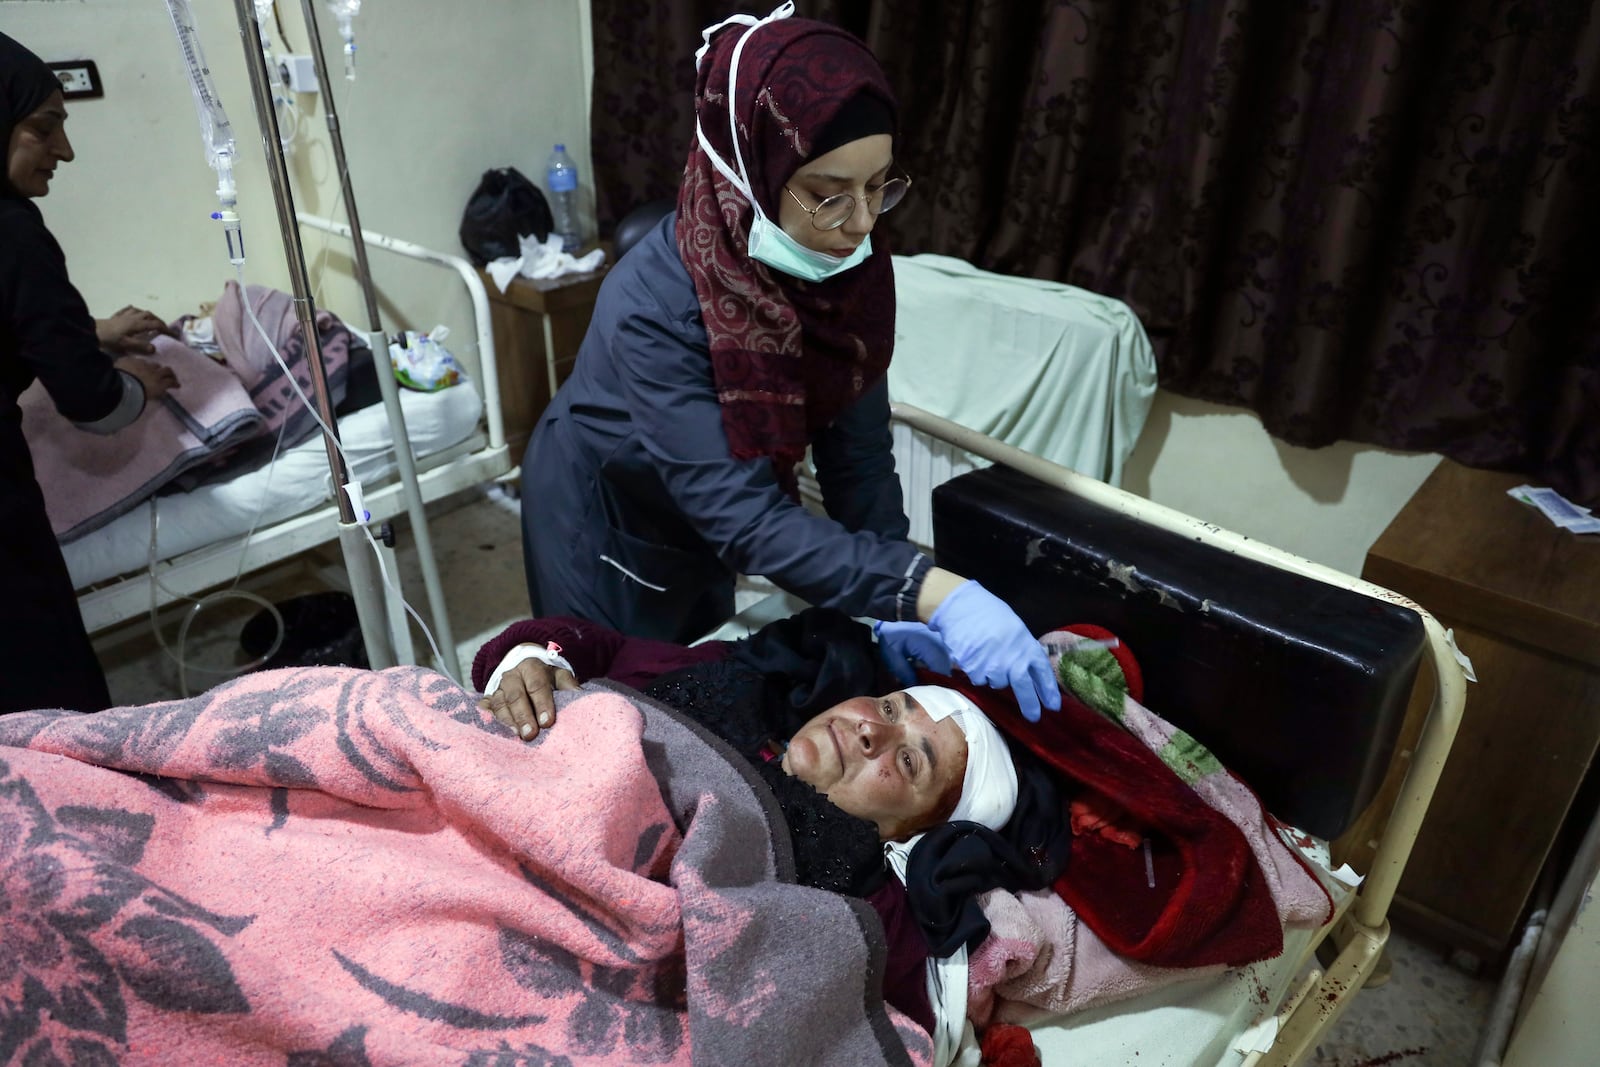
[933,465,1425,840]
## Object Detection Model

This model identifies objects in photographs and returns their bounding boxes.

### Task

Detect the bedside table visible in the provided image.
[478,261,608,461]
[1347,459,1600,963]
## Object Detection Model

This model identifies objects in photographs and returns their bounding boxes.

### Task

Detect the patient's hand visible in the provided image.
[479,658,579,741]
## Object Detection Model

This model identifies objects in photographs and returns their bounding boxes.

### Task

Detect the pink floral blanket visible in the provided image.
[0,668,930,1066]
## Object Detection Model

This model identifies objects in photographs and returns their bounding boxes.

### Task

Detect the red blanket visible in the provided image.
[0,667,930,1066]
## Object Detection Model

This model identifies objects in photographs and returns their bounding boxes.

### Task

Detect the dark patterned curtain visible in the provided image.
[591,0,1600,506]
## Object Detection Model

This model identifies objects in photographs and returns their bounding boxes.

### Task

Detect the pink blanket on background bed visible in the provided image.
[211,280,351,444]
[0,669,929,1067]
[19,335,265,541]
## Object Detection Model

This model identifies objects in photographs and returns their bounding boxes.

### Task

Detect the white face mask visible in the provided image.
[747,214,873,282]
[693,2,873,282]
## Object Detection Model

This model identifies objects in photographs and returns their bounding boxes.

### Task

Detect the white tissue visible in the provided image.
[485,233,607,292]
[1443,628,1478,683]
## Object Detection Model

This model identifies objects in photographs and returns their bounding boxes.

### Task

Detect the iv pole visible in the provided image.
[287,0,461,680]
[227,0,397,671]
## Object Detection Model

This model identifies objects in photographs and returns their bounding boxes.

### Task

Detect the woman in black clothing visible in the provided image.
[2,32,179,713]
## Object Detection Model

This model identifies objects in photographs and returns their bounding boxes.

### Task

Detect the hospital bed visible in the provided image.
[894,403,1465,1066]
[67,218,513,672]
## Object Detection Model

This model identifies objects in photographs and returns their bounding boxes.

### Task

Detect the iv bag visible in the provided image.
[326,0,363,79]
[164,0,238,192]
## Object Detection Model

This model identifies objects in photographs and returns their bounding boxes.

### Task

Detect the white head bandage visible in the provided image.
[903,685,1018,832]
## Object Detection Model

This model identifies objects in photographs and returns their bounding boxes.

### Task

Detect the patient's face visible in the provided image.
[782,690,968,842]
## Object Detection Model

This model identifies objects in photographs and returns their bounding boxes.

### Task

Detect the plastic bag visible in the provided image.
[459,167,553,265]
[389,326,464,392]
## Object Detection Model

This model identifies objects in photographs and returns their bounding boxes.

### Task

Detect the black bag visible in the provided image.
[459,167,553,265]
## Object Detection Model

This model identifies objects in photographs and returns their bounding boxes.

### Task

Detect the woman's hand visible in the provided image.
[96,305,173,355]
[479,658,580,741]
[925,576,1062,723]
[114,356,179,401]
[875,620,954,686]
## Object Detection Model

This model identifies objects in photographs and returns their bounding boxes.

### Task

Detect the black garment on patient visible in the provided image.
[645,610,890,898]
[650,607,1071,951]
[1,34,122,713]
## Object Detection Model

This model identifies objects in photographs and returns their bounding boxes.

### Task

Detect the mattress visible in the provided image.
[64,380,484,589]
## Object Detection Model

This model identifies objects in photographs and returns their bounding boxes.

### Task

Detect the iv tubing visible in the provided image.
[227,0,394,673]
[232,262,449,675]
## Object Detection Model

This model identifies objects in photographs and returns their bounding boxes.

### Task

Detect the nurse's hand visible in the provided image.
[114,356,180,401]
[97,305,173,355]
[928,580,1062,723]
[874,621,954,686]
[479,658,579,741]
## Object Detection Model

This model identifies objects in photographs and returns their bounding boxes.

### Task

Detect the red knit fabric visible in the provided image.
[676,15,897,495]
[926,655,1285,969]
[979,1023,1041,1067]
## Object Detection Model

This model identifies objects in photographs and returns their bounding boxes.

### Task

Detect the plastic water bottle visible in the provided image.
[545,144,581,253]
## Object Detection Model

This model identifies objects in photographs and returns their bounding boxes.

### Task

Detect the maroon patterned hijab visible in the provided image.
[676,9,897,494]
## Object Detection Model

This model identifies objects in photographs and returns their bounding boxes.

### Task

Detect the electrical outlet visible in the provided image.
[46,61,103,100]
[278,55,319,94]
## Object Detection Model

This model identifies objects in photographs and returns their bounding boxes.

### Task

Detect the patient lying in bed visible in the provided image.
[0,609,1333,1067]
[472,610,1340,1059]
[474,608,1046,1043]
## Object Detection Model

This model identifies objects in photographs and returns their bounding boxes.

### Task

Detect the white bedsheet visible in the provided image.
[64,381,484,589]
[1024,841,1344,1067]
[1025,922,1320,1066]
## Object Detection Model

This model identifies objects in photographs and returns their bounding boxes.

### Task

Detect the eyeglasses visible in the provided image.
[783,174,912,231]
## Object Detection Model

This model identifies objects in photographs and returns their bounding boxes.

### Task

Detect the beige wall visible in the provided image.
[12,0,1432,576]
[1126,392,1441,576]
[8,0,592,376]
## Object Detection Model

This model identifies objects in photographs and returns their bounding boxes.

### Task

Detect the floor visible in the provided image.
[94,486,1501,1066]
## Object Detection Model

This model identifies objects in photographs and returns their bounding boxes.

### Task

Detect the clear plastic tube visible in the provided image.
[231,260,450,674]
[326,0,363,80]
[165,0,245,264]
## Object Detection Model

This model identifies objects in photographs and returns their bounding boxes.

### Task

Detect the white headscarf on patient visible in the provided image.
[882,682,1020,882]
[881,684,1019,892]
[904,685,1018,831]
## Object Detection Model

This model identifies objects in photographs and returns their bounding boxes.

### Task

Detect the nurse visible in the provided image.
[520,6,1060,720]
[2,33,179,713]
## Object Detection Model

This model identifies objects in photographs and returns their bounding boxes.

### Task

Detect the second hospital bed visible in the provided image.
[65,218,513,673]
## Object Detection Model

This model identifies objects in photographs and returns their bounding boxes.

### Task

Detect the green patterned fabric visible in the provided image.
[1053,636,1225,787]
[1056,641,1128,721]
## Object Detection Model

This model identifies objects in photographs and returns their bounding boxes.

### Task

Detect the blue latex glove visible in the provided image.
[873,620,954,687]
[928,580,1062,722]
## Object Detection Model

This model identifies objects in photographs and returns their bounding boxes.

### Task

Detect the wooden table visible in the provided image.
[1349,459,1600,964]
[477,261,608,461]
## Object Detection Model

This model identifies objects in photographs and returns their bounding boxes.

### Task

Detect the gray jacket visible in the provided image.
[521,213,929,641]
